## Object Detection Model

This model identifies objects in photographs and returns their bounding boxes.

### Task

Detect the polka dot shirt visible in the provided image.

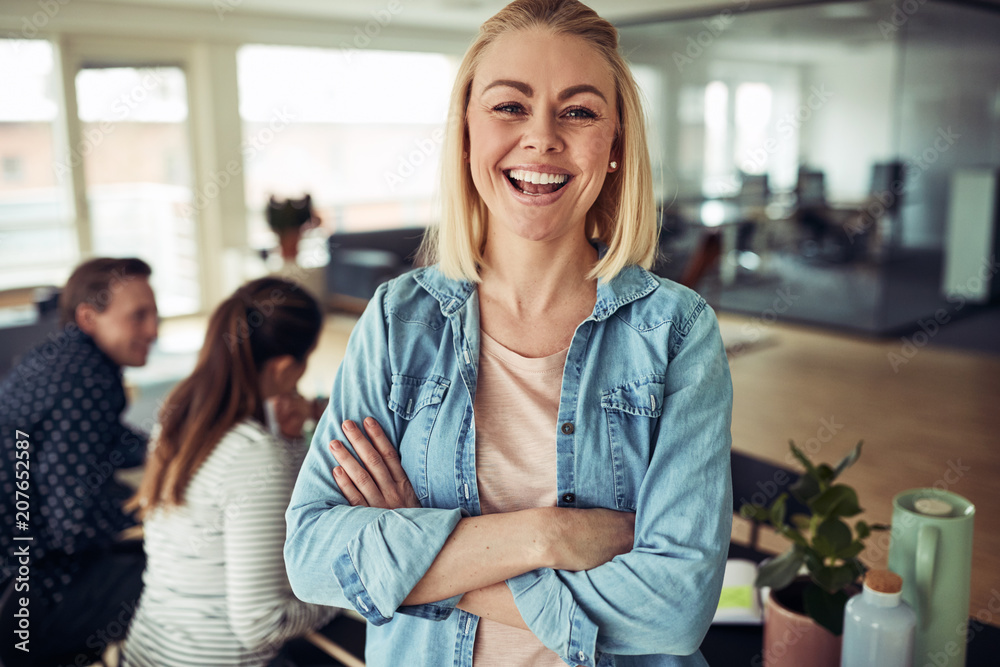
[0,330,147,603]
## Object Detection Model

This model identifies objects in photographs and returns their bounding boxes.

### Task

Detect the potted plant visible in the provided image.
[740,441,888,667]
[266,194,321,262]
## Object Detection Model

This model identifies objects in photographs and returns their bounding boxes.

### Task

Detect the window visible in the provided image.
[0,39,77,289]
[74,66,200,316]
[699,70,799,197]
[237,45,458,252]
[734,82,774,176]
[703,80,732,198]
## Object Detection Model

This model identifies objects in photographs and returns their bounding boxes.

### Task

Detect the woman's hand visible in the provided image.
[329,417,420,510]
[546,507,636,571]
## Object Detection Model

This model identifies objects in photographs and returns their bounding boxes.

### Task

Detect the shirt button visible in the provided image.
[560,422,575,435]
[578,651,586,661]
[562,493,576,504]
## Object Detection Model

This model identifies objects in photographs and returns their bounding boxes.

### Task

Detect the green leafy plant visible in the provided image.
[740,441,888,636]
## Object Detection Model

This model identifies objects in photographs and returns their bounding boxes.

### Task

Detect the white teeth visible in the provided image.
[507,169,569,185]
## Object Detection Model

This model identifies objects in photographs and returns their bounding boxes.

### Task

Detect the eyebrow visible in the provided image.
[558,84,607,103]
[482,79,608,103]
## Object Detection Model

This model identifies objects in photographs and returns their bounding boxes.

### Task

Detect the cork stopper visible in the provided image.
[865,569,903,594]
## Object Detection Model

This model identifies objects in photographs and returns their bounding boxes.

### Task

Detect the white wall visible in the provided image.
[799,42,898,203]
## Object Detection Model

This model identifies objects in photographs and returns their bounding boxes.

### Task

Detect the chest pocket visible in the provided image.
[387,374,449,500]
[601,375,665,511]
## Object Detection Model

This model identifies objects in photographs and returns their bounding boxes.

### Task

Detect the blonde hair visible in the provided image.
[421,0,657,283]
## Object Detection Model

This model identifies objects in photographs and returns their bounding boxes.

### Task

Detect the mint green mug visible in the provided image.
[888,489,975,667]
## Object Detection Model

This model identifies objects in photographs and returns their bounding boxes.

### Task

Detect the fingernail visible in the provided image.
[342,420,355,432]
[364,417,376,428]
[333,466,344,476]
[330,440,343,451]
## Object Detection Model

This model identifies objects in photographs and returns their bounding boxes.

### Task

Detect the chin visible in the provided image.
[127,350,150,367]
[504,216,575,243]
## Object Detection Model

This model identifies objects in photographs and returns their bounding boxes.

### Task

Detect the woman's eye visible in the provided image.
[492,102,525,115]
[565,107,597,119]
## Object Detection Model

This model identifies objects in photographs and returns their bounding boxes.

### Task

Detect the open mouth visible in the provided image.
[504,169,571,196]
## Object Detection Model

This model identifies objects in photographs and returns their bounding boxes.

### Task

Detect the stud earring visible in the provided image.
[610,161,618,170]
[462,151,469,160]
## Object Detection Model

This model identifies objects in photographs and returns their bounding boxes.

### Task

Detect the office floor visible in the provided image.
[153,305,1000,619]
[656,222,1000,354]
[722,311,1000,618]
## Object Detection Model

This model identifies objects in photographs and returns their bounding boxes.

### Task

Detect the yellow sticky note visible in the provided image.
[717,585,753,610]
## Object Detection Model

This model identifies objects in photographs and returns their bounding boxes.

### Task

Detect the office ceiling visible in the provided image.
[74,0,929,31]
[12,0,997,55]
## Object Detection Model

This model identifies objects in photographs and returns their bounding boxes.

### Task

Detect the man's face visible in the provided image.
[79,277,159,367]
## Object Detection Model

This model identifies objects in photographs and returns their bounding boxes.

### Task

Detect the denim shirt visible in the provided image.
[285,264,733,667]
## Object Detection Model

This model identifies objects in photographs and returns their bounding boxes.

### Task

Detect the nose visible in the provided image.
[520,112,563,154]
[146,314,160,341]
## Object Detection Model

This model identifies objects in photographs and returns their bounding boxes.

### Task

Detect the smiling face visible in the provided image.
[78,277,159,367]
[466,28,618,246]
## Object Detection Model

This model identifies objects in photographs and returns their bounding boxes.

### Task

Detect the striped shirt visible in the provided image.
[123,419,338,667]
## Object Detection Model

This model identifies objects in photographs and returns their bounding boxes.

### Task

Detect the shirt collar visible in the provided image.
[413,259,658,322]
[76,330,124,374]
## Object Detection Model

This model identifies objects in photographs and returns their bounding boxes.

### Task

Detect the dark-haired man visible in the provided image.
[0,257,158,665]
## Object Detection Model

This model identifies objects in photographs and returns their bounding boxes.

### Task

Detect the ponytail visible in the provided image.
[128,277,322,516]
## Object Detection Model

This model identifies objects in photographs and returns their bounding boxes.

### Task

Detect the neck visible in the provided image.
[479,225,598,319]
[81,332,123,371]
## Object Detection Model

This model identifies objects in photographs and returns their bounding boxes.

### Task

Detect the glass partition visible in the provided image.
[618,0,1000,334]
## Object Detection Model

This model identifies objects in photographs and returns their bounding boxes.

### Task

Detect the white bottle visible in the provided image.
[841,569,916,667]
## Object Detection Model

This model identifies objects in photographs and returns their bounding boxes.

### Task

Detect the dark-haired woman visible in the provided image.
[122,277,338,667]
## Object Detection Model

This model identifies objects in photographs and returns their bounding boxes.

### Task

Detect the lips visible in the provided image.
[504,168,572,196]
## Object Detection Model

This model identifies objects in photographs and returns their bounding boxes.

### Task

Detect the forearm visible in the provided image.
[402,509,549,605]
[457,583,529,630]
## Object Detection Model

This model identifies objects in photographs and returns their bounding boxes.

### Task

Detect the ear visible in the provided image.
[75,303,100,335]
[270,354,302,385]
[608,136,622,173]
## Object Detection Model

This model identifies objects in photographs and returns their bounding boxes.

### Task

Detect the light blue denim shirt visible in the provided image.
[285,263,733,667]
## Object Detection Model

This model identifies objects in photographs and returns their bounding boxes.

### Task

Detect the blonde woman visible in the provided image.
[285,1,733,665]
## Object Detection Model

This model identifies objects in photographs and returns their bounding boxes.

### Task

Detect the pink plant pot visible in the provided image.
[762,584,843,667]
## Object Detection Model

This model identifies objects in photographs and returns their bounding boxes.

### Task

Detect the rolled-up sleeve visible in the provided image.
[507,303,733,665]
[284,282,463,625]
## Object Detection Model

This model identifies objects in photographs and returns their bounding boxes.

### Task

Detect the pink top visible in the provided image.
[472,331,569,667]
